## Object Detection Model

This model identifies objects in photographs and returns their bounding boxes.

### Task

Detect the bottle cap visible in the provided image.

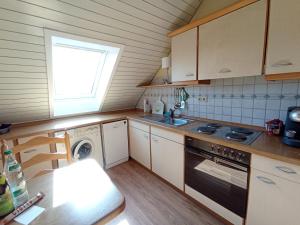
[4,149,12,155]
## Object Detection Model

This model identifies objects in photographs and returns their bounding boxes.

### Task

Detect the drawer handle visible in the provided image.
[185,74,194,77]
[272,60,293,67]
[257,176,276,185]
[113,125,120,129]
[24,149,37,154]
[275,166,297,174]
[219,68,231,73]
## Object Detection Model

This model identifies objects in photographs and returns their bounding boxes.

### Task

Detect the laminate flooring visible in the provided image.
[106,160,225,225]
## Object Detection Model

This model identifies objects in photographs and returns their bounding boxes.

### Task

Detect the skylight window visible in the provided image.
[45,30,123,117]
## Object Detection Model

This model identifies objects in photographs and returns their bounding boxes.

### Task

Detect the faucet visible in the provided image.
[169,108,175,119]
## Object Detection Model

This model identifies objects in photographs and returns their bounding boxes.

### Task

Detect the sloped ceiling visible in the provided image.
[0,0,202,123]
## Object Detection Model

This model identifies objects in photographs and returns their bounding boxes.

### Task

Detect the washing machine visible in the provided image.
[55,125,104,167]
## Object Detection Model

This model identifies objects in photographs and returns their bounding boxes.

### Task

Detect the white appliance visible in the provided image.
[55,125,104,167]
[102,120,129,169]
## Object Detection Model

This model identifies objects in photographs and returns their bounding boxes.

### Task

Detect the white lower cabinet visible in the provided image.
[18,134,52,179]
[129,126,151,169]
[151,131,184,190]
[247,156,300,225]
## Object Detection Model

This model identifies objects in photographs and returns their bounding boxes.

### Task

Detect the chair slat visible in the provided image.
[22,153,68,170]
[13,136,65,154]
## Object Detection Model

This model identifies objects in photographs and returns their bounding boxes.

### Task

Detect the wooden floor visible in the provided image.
[106,160,224,225]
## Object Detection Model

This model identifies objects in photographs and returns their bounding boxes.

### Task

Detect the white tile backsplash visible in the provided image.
[138,76,300,127]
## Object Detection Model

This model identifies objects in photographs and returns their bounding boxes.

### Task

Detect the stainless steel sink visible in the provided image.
[158,118,189,126]
[141,115,190,127]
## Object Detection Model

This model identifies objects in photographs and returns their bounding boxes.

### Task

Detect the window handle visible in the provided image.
[257,176,276,185]
[275,166,297,174]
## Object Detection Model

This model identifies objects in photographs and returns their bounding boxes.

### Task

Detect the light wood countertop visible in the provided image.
[1,109,300,166]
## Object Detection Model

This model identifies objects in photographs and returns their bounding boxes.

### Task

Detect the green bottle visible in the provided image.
[0,173,14,218]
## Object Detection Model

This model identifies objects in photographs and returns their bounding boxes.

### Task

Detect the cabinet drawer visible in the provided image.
[251,154,300,184]
[151,127,184,144]
[247,168,300,225]
[129,120,150,133]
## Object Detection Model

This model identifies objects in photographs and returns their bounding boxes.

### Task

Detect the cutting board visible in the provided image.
[152,97,164,115]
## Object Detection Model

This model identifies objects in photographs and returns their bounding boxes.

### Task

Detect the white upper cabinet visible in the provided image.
[198,0,267,80]
[171,27,197,82]
[265,0,300,75]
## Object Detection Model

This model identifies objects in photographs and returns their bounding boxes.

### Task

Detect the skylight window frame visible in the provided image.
[44,29,124,118]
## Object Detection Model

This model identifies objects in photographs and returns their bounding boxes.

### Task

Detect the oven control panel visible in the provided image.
[185,137,251,165]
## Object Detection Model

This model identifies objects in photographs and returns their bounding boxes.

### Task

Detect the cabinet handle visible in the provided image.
[144,134,148,139]
[152,137,158,142]
[272,60,293,67]
[275,166,297,174]
[219,68,231,73]
[24,149,37,154]
[257,176,276,185]
[185,74,194,77]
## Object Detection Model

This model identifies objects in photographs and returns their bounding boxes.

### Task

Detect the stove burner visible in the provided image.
[226,133,247,142]
[231,127,253,135]
[207,123,222,128]
[197,126,216,134]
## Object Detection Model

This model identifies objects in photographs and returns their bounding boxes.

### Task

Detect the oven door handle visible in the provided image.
[215,157,248,172]
[186,148,213,160]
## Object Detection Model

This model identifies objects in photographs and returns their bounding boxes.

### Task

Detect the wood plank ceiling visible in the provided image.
[0,0,202,123]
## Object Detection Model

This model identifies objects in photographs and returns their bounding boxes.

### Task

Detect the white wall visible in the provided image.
[0,0,201,123]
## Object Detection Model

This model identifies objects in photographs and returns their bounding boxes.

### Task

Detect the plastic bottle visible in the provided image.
[0,173,14,217]
[3,149,29,208]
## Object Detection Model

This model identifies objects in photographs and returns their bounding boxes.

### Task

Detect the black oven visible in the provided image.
[185,137,251,218]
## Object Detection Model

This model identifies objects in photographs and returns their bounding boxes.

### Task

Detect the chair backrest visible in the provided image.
[1,132,72,179]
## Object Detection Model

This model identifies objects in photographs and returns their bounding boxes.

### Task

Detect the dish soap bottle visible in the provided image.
[3,149,29,208]
[0,173,14,218]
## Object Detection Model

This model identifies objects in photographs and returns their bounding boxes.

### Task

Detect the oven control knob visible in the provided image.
[236,153,242,161]
[223,148,229,156]
[229,150,235,159]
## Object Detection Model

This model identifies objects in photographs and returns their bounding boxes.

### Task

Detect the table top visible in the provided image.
[11,159,125,225]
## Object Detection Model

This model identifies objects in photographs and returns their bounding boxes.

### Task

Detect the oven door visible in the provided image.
[185,147,249,218]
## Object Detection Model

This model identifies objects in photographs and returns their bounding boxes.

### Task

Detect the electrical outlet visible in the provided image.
[198,95,208,102]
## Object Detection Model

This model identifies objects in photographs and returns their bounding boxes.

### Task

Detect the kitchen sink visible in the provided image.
[158,118,189,126]
[141,115,190,127]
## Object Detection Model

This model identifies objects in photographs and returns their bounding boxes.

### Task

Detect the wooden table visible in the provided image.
[11,159,125,225]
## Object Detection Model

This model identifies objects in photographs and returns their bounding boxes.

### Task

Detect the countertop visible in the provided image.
[1,109,300,166]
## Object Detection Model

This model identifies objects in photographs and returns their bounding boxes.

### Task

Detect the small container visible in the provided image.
[265,119,283,136]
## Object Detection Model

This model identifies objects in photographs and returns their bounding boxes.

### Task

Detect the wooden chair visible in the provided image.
[1,132,72,179]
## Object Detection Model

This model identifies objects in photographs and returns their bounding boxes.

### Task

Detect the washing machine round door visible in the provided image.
[72,140,94,161]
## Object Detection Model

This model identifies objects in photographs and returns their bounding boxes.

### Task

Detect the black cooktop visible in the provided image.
[192,123,261,145]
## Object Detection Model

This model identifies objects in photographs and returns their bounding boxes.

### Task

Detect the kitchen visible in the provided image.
[0,0,299,225]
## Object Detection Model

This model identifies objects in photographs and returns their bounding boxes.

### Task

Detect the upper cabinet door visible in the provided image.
[265,0,300,75]
[198,0,267,80]
[171,27,197,82]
